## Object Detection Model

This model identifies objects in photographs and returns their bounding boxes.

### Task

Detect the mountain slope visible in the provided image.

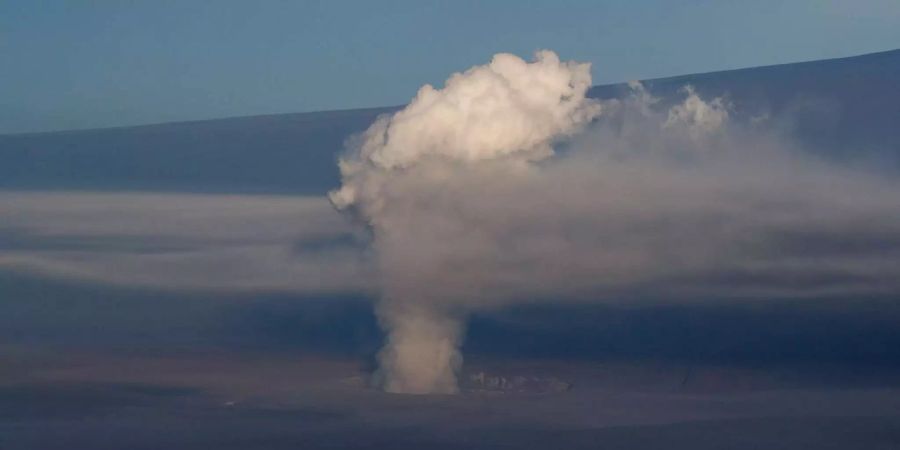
[1,49,898,193]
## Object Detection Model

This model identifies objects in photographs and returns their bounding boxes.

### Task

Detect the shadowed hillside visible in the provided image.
[2,49,898,193]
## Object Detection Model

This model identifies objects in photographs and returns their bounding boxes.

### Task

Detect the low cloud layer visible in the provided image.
[0,192,371,294]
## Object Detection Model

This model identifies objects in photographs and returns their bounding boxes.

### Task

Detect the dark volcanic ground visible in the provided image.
[3,349,900,450]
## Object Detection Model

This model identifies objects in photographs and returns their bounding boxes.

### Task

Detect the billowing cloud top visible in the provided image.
[330,50,601,209]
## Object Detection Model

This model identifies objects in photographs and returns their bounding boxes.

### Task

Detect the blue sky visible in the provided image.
[2,0,899,133]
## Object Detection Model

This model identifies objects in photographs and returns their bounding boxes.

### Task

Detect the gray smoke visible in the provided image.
[331,50,900,394]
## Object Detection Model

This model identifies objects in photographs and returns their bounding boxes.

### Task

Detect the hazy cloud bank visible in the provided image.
[0,192,372,294]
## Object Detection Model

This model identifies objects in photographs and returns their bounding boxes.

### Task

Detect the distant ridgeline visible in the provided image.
[1,49,898,194]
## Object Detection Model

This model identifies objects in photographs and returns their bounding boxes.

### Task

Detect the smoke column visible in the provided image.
[331,50,900,394]
[330,51,601,393]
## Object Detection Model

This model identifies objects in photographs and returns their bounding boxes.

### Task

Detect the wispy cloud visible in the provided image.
[0,192,373,294]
